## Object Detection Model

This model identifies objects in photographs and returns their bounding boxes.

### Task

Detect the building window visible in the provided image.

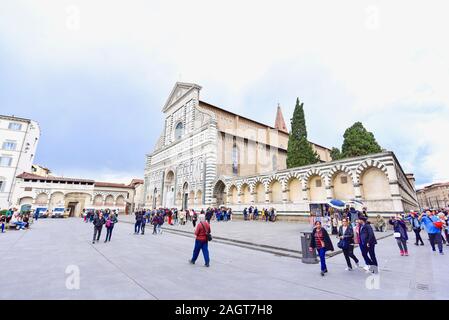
[315,179,322,187]
[8,122,22,131]
[340,176,348,184]
[175,122,184,140]
[232,143,239,175]
[2,141,17,151]
[0,156,12,167]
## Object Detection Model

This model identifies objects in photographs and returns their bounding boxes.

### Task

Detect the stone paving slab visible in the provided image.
[1,218,447,300]
[120,214,393,255]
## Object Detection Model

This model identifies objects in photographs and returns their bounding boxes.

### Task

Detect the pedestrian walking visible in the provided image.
[141,214,146,235]
[134,211,143,234]
[1,214,6,233]
[192,210,198,228]
[389,214,409,256]
[337,218,360,271]
[189,214,211,267]
[309,221,334,276]
[104,212,118,242]
[419,210,444,254]
[406,211,424,246]
[92,211,106,244]
[358,216,378,273]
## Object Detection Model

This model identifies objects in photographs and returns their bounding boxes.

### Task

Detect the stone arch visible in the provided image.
[254,181,266,204]
[331,171,355,201]
[269,179,283,203]
[19,196,33,206]
[49,192,65,208]
[304,168,328,188]
[286,176,303,203]
[328,164,354,183]
[228,185,238,205]
[116,195,125,207]
[240,183,251,205]
[308,174,327,202]
[35,192,48,205]
[360,167,391,200]
[196,190,203,205]
[93,194,104,206]
[213,180,226,206]
[355,159,389,184]
[104,195,114,206]
[188,190,195,207]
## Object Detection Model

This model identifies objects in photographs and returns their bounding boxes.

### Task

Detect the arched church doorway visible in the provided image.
[213,180,226,207]
[182,182,189,210]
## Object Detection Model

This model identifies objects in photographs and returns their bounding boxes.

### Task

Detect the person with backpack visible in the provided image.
[389,214,409,256]
[92,211,106,244]
[338,218,360,271]
[405,211,424,246]
[189,214,211,267]
[309,221,334,276]
[104,212,118,242]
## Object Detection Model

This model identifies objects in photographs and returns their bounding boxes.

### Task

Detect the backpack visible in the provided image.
[106,219,112,228]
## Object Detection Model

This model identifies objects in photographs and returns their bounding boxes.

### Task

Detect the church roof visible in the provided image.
[199,100,288,134]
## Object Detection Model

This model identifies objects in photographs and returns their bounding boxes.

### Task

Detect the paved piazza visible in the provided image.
[1,218,447,300]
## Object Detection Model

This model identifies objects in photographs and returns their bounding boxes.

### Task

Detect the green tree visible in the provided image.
[330,147,343,160]
[341,122,382,158]
[286,98,320,168]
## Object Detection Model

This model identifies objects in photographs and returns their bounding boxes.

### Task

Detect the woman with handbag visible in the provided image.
[338,218,360,271]
[309,221,334,276]
[189,214,211,267]
[389,215,409,256]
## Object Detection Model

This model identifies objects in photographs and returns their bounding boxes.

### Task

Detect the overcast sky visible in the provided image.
[1,0,448,188]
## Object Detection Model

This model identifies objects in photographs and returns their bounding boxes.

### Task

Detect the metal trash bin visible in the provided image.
[301,231,318,264]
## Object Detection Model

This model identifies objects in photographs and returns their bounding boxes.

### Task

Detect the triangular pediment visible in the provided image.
[162,82,202,112]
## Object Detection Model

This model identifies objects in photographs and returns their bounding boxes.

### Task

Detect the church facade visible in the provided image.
[143,82,330,210]
[143,82,418,217]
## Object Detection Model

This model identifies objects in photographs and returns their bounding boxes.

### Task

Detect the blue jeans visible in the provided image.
[135,221,141,233]
[15,221,26,229]
[191,240,210,265]
[317,248,327,271]
[1,222,4,232]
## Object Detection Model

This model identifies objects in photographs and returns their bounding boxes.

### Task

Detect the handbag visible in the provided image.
[200,222,212,241]
[337,239,349,250]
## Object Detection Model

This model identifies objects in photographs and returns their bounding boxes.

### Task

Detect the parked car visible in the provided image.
[35,207,49,218]
[51,207,66,218]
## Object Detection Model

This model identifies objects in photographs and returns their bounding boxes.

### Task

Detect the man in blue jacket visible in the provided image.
[419,210,444,254]
[358,216,378,273]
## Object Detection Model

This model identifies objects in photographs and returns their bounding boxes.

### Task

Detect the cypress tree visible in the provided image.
[341,122,382,158]
[286,98,320,168]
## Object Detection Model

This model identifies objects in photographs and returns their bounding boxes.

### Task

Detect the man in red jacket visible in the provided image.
[189,214,211,267]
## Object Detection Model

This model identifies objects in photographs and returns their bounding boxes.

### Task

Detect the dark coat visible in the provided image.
[93,216,105,228]
[310,227,334,251]
[359,223,377,246]
[338,225,355,245]
[389,219,408,240]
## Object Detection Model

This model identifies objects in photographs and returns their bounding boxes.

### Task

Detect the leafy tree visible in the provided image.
[341,122,382,158]
[330,147,343,161]
[287,98,320,168]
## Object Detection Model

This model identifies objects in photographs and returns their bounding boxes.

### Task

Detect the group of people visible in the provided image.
[309,207,449,276]
[85,209,119,244]
[1,208,32,232]
[242,206,277,222]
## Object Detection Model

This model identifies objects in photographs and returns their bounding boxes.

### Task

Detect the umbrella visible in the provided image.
[347,199,365,209]
[327,199,346,210]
